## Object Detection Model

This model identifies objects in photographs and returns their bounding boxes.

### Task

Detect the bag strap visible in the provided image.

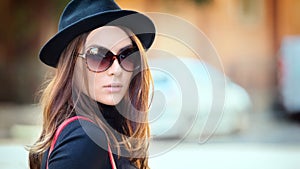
[46,116,117,169]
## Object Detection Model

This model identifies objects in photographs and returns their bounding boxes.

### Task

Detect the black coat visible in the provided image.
[41,113,137,169]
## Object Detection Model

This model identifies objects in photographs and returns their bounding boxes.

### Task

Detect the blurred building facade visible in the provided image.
[117,0,300,112]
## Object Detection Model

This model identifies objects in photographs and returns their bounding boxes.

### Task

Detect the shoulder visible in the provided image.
[47,117,110,169]
[57,118,108,146]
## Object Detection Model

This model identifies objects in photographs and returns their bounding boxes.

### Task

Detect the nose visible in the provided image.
[107,57,122,76]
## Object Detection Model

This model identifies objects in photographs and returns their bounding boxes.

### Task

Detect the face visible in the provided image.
[75,26,134,105]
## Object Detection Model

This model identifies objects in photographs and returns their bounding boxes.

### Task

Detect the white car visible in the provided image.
[148,57,252,140]
[277,36,300,114]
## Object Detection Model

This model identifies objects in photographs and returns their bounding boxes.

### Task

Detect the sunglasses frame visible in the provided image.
[78,44,141,73]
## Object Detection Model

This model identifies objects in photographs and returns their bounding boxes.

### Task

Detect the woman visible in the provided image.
[28,0,156,169]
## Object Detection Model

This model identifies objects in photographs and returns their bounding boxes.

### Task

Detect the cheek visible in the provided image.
[123,72,133,90]
[87,73,105,95]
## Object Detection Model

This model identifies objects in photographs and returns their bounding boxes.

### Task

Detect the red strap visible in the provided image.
[46,116,117,169]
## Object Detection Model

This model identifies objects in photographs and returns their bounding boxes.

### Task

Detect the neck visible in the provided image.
[96,101,126,135]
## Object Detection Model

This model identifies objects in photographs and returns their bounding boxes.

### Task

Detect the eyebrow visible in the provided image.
[85,44,135,55]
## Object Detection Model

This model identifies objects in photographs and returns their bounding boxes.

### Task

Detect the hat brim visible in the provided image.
[39,10,156,68]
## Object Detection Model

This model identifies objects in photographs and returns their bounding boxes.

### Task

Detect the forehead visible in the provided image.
[85,26,132,51]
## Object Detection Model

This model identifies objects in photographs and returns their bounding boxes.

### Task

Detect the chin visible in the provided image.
[97,96,122,106]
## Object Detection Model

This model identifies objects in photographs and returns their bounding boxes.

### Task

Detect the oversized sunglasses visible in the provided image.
[78,45,141,72]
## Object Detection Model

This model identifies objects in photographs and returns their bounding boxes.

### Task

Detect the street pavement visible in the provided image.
[149,141,300,169]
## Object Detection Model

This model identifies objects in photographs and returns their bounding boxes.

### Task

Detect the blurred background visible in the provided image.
[0,0,300,168]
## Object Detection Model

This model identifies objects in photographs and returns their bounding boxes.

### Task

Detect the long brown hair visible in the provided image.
[28,27,153,169]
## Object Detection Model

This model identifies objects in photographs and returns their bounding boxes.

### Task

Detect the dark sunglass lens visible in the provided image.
[120,50,140,71]
[86,49,111,72]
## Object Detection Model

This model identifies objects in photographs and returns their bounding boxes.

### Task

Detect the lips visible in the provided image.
[103,83,123,93]
[103,83,123,87]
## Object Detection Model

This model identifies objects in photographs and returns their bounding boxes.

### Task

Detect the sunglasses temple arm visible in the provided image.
[78,53,85,58]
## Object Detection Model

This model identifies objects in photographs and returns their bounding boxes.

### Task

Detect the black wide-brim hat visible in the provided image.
[39,0,156,68]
